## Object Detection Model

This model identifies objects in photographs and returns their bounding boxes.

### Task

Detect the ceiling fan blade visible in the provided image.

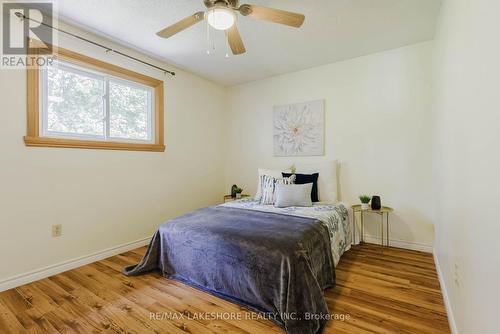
[156,12,205,38]
[238,5,305,28]
[227,24,246,55]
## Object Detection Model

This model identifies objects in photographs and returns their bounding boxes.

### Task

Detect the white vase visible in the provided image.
[236,193,242,199]
[361,203,369,210]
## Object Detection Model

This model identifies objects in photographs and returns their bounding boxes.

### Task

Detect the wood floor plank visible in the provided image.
[0,289,48,333]
[90,261,241,334]
[64,268,184,334]
[0,244,451,334]
[0,299,27,334]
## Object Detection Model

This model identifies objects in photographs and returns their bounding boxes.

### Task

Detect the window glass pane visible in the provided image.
[109,80,151,140]
[46,65,105,137]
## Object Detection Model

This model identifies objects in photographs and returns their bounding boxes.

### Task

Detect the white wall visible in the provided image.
[432,0,500,333]
[0,21,226,284]
[224,42,435,250]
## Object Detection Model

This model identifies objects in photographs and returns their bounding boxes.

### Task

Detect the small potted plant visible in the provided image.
[235,187,243,199]
[359,195,371,210]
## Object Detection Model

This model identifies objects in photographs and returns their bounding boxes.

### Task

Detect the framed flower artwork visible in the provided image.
[273,100,325,156]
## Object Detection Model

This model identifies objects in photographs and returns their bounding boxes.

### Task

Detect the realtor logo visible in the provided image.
[1,1,55,68]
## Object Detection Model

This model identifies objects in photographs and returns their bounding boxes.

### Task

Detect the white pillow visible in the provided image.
[275,183,313,208]
[255,168,284,200]
[295,160,338,202]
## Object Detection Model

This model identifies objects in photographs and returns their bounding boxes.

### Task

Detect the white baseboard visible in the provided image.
[433,250,459,334]
[0,237,151,292]
[360,235,433,253]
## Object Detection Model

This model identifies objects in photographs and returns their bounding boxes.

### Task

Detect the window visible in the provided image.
[25,46,165,152]
[42,61,154,142]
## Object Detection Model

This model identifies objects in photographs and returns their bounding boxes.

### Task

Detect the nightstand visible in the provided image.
[223,195,250,203]
[351,204,394,246]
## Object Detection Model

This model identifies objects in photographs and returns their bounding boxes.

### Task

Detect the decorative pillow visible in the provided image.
[295,160,338,202]
[274,183,313,208]
[255,168,284,201]
[282,172,319,202]
[259,174,296,205]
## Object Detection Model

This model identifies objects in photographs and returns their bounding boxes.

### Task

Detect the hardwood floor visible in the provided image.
[0,244,450,333]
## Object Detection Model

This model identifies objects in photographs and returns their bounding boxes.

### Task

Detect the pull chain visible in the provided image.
[212,10,216,52]
[225,30,229,58]
[206,15,211,55]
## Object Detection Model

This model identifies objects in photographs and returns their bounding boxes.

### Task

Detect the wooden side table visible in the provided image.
[351,204,394,246]
[223,194,250,203]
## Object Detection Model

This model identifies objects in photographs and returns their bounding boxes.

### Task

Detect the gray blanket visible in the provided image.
[123,206,335,334]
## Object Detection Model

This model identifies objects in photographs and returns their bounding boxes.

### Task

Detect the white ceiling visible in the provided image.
[55,0,441,86]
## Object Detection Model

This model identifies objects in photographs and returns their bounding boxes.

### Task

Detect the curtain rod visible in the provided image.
[14,12,176,76]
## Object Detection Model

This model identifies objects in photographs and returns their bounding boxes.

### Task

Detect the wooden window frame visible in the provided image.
[25,45,165,152]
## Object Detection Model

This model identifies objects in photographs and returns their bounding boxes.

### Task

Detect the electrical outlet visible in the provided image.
[52,224,62,237]
[453,262,460,286]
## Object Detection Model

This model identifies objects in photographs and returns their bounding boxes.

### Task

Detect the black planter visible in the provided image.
[371,196,381,210]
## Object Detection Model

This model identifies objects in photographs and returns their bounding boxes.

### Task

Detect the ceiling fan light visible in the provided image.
[206,7,236,30]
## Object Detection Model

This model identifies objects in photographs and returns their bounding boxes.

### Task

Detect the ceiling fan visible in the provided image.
[156,0,305,55]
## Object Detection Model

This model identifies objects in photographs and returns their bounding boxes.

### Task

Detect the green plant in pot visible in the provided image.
[235,187,243,199]
[231,184,238,197]
[359,195,371,210]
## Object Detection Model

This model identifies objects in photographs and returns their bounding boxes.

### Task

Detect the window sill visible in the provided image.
[24,136,166,152]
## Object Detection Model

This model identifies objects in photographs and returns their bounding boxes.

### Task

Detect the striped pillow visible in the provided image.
[259,174,296,205]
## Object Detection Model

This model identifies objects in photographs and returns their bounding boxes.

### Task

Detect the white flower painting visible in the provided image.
[273,100,325,156]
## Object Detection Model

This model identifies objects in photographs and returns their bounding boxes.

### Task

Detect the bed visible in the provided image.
[123,198,350,334]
